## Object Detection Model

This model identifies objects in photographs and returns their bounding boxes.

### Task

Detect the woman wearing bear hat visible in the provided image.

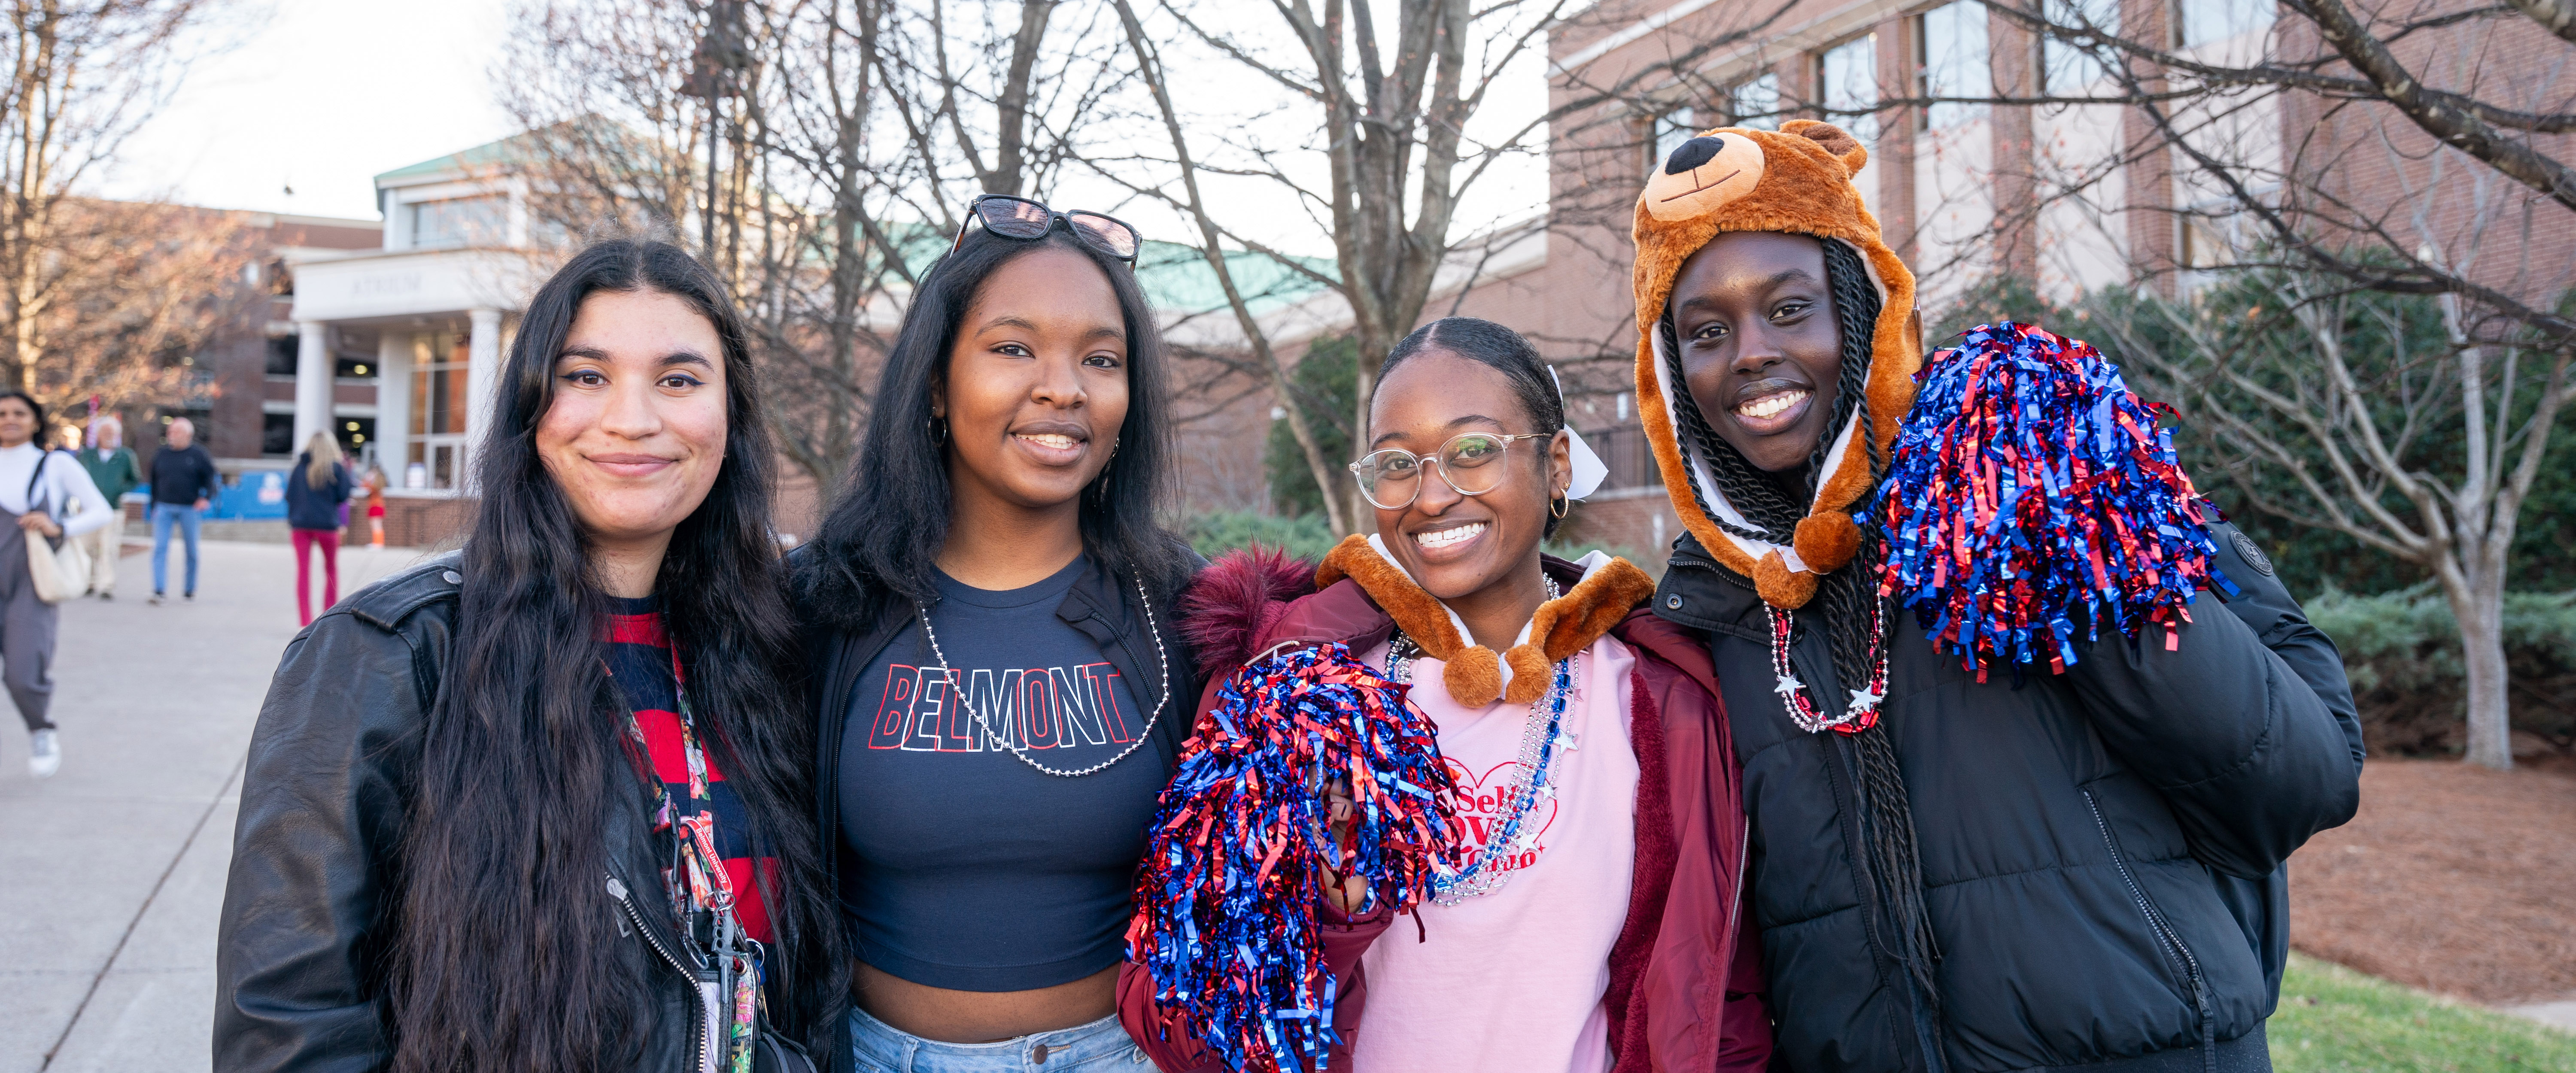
[1631,120,2362,1073]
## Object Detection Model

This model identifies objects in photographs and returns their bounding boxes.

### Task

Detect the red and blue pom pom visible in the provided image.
[1128,643,1458,1073]
[1875,321,2237,679]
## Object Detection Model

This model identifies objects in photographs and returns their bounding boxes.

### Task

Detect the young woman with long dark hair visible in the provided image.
[216,240,838,1072]
[793,196,1197,1071]
[1119,318,1774,1073]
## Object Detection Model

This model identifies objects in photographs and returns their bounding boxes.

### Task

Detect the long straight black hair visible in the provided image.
[796,226,1193,629]
[387,240,838,1070]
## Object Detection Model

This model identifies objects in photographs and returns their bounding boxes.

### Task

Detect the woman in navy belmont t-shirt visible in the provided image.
[791,197,1198,1070]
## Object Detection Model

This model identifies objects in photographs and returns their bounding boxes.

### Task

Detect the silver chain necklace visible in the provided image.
[914,571,1170,778]
[1386,576,1579,904]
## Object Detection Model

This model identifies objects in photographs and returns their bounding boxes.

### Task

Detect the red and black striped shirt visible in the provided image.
[604,596,776,943]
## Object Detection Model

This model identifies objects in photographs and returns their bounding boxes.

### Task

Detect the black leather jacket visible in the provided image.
[213,553,709,1072]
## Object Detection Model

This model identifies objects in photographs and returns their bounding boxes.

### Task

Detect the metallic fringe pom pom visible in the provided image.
[1127,643,1459,1073]
[1875,321,2239,679]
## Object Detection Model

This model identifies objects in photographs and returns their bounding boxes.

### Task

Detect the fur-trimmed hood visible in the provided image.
[1630,118,1924,610]
[1314,534,1656,706]
[1176,540,1659,709]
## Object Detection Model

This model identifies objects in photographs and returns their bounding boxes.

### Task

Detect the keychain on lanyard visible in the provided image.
[618,644,763,1073]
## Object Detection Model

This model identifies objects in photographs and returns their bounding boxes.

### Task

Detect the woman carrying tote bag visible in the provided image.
[0,390,114,779]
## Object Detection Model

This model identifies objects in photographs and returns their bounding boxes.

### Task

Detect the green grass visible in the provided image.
[2270,954,2576,1072]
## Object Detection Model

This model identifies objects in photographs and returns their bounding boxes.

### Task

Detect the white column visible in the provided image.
[462,309,503,492]
[376,332,412,480]
[292,321,332,456]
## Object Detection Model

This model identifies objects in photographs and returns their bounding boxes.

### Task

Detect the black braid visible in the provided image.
[1666,234,1941,1031]
[1660,314,1800,543]
[1820,239,1882,485]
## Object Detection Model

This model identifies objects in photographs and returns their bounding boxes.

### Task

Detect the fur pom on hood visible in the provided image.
[1176,546,1317,679]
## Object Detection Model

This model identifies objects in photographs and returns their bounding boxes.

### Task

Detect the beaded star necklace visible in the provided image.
[1765,596,1890,735]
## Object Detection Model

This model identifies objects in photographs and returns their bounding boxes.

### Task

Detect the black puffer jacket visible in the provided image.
[1653,521,2362,1073]
[213,555,737,1072]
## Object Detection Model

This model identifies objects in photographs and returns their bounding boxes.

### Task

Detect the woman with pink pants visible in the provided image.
[283,432,352,625]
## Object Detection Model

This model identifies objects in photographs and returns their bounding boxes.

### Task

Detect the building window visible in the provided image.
[262,413,294,456]
[1917,2,1991,131]
[2180,220,2231,269]
[1819,34,1880,145]
[265,335,297,376]
[1729,73,1781,130]
[2174,0,2272,49]
[407,195,505,249]
[2041,0,2119,93]
[338,416,376,463]
[409,331,471,491]
[1651,106,1698,172]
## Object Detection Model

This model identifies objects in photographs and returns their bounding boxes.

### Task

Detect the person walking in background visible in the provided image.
[76,415,140,601]
[0,392,115,778]
[361,465,386,548]
[147,416,218,605]
[284,432,352,626]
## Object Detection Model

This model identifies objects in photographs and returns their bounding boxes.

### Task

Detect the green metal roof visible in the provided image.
[373,132,535,185]
[1136,241,1334,318]
[878,222,1334,319]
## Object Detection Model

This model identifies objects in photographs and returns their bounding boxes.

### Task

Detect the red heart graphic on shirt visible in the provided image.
[1443,758,1557,868]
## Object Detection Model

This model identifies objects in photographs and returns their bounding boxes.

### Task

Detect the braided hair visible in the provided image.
[1662,235,1941,1020]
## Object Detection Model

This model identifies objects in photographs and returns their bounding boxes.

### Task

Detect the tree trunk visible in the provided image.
[2445,561,2514,769]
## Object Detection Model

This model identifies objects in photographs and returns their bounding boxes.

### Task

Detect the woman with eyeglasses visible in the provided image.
[1118,317,1774,1073]
[792,195,1200,1071]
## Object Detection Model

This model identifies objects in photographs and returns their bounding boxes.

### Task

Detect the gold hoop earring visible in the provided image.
[1550,494,1569,519]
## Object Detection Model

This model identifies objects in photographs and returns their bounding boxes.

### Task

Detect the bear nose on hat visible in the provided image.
[1664,135,1725,176]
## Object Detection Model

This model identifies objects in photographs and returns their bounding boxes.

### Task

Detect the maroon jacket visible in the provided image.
[1117,550,1772,1072]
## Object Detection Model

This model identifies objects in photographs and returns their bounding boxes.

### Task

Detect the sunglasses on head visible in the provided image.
[951,194,1142,264]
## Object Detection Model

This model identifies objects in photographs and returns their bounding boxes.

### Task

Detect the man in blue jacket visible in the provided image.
[147,417,220,604]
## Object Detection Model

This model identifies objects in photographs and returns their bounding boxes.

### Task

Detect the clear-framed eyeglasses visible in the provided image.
[1347,432,1553,510]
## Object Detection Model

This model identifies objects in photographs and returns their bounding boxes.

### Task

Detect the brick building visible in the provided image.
[1370,0,2573,562]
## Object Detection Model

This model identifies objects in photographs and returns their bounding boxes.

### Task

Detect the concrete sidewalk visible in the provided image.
[0,541,434,1073]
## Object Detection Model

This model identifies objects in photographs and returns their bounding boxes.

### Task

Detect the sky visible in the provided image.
[103,0,1546,253]
[106,0,519,221]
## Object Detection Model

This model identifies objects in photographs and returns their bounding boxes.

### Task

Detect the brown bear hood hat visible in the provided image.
[1630,119,1924,611]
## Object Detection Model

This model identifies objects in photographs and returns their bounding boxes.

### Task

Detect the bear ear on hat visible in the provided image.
[1780,118,1868,178]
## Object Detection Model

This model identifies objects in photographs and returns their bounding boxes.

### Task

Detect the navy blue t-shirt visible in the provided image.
[838,556,1174,991]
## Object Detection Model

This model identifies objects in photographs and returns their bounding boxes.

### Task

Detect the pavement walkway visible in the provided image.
[0,540,432,1073]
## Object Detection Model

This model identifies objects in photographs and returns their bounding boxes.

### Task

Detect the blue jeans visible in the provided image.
[848,1007,1148,1073]
[150,503,200,595]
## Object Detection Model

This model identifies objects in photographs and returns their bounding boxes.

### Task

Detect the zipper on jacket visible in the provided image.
[608,872,712,1073]
[2081,791,2218,1073]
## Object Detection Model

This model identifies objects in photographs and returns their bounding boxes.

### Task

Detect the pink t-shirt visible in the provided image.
[1349,631,1641,1073]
